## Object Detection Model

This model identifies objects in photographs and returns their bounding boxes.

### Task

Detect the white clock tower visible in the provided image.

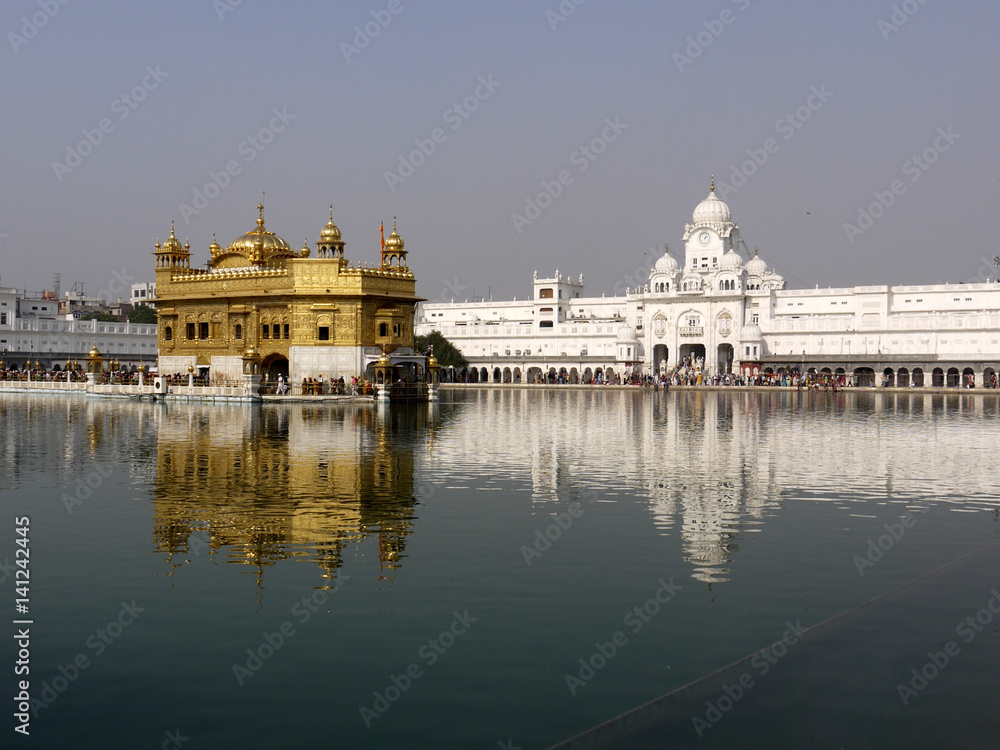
[680,176,742,276]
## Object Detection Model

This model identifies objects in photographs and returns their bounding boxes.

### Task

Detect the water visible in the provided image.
[1,389,998,748]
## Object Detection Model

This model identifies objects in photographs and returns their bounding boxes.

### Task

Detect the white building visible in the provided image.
[416,181,1000,387]
[0,285,156,370]
[131,282,156,308]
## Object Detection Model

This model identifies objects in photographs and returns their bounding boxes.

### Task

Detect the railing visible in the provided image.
[0,379,87,391]
[680,326,704,336]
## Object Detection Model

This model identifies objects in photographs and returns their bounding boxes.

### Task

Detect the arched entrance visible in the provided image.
[882,368,894,387]
[653,344,668,373]
[717,344,733,375]
[679,343,706,367]
[912,368,924,387]
[261,354,288,381]
[854,367,875,387]
[962,367,975,388]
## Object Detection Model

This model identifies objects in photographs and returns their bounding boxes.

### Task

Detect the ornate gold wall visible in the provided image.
[153,205,421,379]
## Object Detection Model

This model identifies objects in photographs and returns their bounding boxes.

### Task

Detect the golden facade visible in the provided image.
[154,204,421,383]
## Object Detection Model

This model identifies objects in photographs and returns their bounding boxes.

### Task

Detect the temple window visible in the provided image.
[318,326,330,341]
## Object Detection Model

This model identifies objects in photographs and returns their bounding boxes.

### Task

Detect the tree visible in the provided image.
[414,330,468,368]
[79,311,118,322]
[128,305,157,324]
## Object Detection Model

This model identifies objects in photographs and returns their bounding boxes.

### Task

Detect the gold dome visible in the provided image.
[225,204,295,262]
[209,234,221,256]
[384,217,404,249]
[161,221,183,253]
[88,345,101,358]
[319,205,342,243]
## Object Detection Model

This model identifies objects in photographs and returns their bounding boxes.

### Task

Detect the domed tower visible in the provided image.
[154,221,191,277]
[682,177,741,275]
[650,243,680,294]
[317,205,346,265]
[381,217,406,269]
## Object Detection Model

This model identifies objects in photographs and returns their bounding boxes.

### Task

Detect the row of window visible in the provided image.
[164,322,403,342]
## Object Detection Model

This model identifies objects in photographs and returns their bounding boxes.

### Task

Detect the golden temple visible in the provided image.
[154,204,423,384]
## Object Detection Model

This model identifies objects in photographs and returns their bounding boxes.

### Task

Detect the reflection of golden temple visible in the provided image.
[152,402,430,589]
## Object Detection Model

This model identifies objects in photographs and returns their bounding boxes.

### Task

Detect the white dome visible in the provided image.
[719,248,742,271]
[692,185,732,226]
[616,323,637,342]
[746,251,767,275]
[739,323,763,340]
[654,248,679,274]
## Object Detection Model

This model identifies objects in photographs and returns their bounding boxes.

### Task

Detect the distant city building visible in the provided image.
[153,204,423,383]
[0,285,156,370]
[416,180,1000,387]
[131,282,156,308]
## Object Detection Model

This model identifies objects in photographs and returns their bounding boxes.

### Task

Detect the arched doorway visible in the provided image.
[962,367,975,388]
[717,344,734,375]
[854,367,875,387]
[932,368,944,387]
[261,354,288,381]
[897,368,909,387]
[653,344,668,373]
[912,368,924,387]
[679,343,706,367]
[882,368,894,387]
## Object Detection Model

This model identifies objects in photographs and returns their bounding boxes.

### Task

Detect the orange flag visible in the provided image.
[380,221,385,249]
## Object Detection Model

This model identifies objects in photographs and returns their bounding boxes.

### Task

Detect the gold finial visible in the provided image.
[393,216,397,232]
[754,246,759,255]
[664,243,669,254]
[257,202,265,227]
[710,175,715,192]
[329,204,334,221]
[169,220,176,237]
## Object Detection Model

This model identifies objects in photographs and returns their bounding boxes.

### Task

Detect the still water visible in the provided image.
[1,389,998,748]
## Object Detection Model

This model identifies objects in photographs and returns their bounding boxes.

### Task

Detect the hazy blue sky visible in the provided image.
[2,0,998,303]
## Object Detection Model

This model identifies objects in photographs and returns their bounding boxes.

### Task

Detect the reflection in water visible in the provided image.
[418,389,1000,584]
[6,389,995,591]
[152,403,431,589]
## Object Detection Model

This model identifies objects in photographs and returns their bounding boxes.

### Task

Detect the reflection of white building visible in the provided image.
[417,180,1000,387]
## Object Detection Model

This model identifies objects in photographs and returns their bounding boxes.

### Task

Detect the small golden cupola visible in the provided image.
[381,217,406,269]
[154,221,191,270]
[317,205,346,263]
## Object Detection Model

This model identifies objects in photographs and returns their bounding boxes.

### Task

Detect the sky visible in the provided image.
[2,0,998,305]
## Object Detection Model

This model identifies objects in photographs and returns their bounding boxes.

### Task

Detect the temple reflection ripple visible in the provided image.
[152,403,427,588]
